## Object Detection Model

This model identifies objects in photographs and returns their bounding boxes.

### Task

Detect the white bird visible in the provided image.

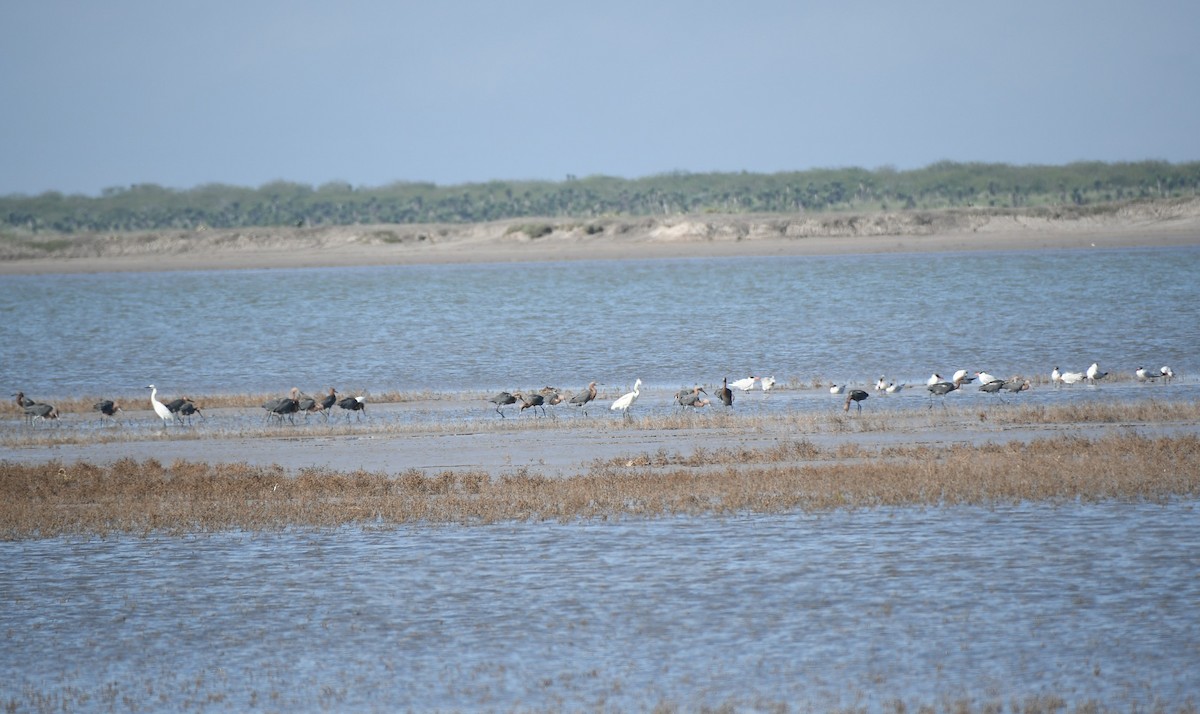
[875,376,887,392]
[1135,367,1159,382]
[760,376,776,392]
[610,378,642,416]
[1160,366,1175,382]
[976,371,999,386]
[829,384,845,395]
[885,382,905,394]
[1061,370,1086,385]
[927,373,943,386]
[1086,363,1108,384]
[146,384,173,426]
[1051,367,1063,387]
[729,376,759,391]
[952,369,976,384]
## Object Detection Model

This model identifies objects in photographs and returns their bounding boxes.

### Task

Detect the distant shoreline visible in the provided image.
[3,200,1199,275]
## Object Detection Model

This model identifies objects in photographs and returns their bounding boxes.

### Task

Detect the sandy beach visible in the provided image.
[3,199,1199,275]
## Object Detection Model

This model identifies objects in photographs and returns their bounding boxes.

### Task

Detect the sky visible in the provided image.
[2,1,1198,197]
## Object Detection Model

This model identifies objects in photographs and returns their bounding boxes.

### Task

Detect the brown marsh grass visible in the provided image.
[4,433,1197,539]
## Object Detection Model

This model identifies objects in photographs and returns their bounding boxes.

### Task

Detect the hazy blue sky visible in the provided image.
[2,1,1198,196]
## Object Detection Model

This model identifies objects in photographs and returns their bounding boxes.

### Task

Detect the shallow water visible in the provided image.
[3,246,1197,398]
[2,503,1198,711]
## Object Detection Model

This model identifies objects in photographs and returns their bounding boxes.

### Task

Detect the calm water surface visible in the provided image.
[3,246,1197,398]
[3,503,1198,711]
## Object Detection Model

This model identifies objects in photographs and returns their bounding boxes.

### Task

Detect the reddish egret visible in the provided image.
[93,400,122,423]
[844,389,869,412]
[717,378,733,407]
[338,395,367,420]
[489,391,517,418]
[569,382,598,416]
[514,391,547,416]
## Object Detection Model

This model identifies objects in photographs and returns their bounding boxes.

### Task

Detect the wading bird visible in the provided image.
[147,385,174,426]
[93,400,122,423]
[319,387,338,420]
[12,391,35,408]
[338,395,367,420]
[717,377,733,407]
[514,391,546,416]
[610,379,642,418]
[927,376,964,408]
[674,386,707,410]
[730,376,759,391]
[843,389,869,413]
[568,382,598,416]
[489,391,517,418]
[264,388,301,425]
[1003,379,1031,393]
[177,400,204,424]
[24,402,58,425]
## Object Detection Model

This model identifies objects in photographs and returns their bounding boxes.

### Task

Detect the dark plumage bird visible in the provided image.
[318,387,338,420]
[717,377,734,407]
[843,389,869,412]
[93,400,122,423]
[568,382,598,415]
[264,388,301,424]
[338,395,367,420]
[676,386,710,410]
[674,386,707,409]
[13,391,35,408]
[24,402,59,425]
[489,391,517,418]
[177,400,204,424]
[539,387,565,407]
[927,376,964,408]
[514,391,546,416]
[1002,379,1031,393]
[979,379,1006,395]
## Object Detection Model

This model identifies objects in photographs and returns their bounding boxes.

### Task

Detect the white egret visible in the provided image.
[610,379,642,416]
[146,384,173,426]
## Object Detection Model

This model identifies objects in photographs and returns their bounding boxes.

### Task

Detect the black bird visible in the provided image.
[338,395,367,420]
[843,389,869,412]
[13,391,35,408]
[93,400,122,423]
[717,377,734,407]
[489,391,517,418]
[568,382,598,416]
